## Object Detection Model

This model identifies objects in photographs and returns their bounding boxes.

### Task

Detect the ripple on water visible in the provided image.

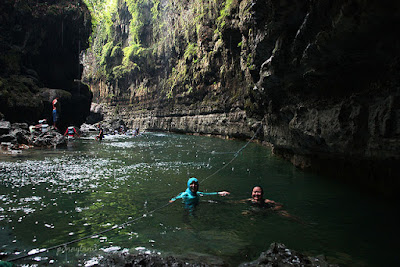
[0,155,121,224]
[0,157,111,190]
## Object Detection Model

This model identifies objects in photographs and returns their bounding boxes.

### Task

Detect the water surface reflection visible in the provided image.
[0,132,398,266]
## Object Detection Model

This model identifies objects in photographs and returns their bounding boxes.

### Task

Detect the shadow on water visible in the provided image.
[0,132,399,266]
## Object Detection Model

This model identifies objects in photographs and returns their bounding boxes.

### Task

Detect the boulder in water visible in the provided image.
[32,129,67,147]
[80,123,99,134]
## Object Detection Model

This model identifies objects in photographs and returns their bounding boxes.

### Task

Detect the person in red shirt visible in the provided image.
[64,126,80,138]
[52,98,59,129]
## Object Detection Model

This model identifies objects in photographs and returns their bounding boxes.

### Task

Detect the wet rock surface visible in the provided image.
[239,243,337,267]
[80,123,99,133]
[95,243,336,267]
[0,120,66,152]
[98,252,215,267]
[0,121,11,135]
[31,129,66,148]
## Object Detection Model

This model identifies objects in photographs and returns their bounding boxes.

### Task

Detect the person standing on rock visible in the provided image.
[52,98,59,129]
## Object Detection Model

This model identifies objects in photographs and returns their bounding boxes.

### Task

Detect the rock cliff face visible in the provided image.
[83,0,400,195]
[0,0,92,130]
[247,0,400,195]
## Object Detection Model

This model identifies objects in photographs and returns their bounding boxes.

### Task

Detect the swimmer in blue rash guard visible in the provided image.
[169,177,230,206]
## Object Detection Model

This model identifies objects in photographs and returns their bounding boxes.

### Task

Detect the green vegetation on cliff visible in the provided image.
[83,0,153,82]
[82,0,247,104]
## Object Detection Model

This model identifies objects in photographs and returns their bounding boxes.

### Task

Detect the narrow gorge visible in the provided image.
[1,0,400,196]
[82,0,400,197]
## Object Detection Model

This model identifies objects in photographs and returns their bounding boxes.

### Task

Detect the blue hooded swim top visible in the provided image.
[170,177,218,203]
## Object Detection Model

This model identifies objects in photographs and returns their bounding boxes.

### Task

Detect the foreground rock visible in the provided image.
[239,243,337,267]
[97,252,216,267]
[95,243,336,267]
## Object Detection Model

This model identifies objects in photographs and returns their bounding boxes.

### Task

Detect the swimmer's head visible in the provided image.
[187,177,198,187]
[251,185,264,202]
[187,177,199,193]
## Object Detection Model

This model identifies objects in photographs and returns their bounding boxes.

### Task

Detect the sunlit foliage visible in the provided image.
[82,0,233,99]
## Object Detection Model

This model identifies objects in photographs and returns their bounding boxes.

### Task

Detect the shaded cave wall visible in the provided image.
[0,0,93,130]
[246,0,400,195]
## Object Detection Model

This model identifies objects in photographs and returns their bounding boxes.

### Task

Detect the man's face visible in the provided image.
[189,181,199,193]
[252,187,263,202]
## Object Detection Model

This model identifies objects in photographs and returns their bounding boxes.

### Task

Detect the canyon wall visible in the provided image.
[1,0,397,195]
[83,0,400,195]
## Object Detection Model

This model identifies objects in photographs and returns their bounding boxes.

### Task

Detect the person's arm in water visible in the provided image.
[199,191,230,196]
[170,190,229,203]
[169,192,185,203]
[235,198,252,204]
[264,199,295,219]
[265,199,283,210]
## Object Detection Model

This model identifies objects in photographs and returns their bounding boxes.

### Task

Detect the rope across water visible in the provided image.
[200,124,263,184]
[7,124,263,263]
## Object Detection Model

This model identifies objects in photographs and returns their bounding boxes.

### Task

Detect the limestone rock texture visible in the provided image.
[246,0,400,195]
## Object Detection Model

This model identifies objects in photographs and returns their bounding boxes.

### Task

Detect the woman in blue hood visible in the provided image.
[170,177,230,206]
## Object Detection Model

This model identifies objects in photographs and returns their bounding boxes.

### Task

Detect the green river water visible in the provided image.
[0,132,398,266]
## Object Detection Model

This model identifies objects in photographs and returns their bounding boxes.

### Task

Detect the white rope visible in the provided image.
[200,123,263,183]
